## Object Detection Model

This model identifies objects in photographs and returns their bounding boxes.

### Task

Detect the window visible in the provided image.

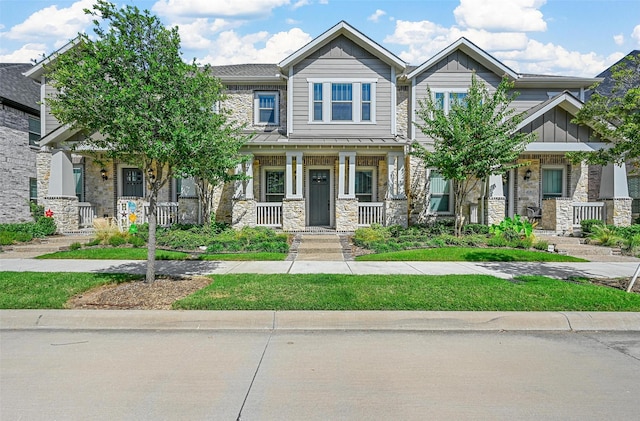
[265,170,285,202]
[332,83,352,121]
[432,90,469,114]
[429,170,451,213]
[542,168,564,199]
[355,170,373,202]
[361,83,371,121]
[29,178,37,203]
[254,92,279,125]
[73,166,83,202]
[28,116,40,146]
[313,83,323,121]
[629,176,640,214]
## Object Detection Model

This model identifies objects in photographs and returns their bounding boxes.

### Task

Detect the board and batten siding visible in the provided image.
[519,106,597,143]
[291,35,394,137]
[43,82,62,135]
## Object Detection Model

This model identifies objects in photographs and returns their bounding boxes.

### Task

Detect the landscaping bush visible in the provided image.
[487,236,508,247]
[490,215,533,239]
[587,225,624,247]
[33,217,56,237]
[353,224,389,247]
[128,235,146,248]
[108,233,128,247]
[580,219,605,236]
[0,231,16,245]
[93,218,121,245]
[462,224,490,235]
[533,240,549,251]
[69,242,82,251]
[156,228,210,249]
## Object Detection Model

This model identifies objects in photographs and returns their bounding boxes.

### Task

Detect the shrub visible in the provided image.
[128,235,146,248]
[487,236,508,247]
[108,233,128,247]
[588,225,624,247]
[580,219,605,236]
[463,224,490,235]
[490,215,533,239]
[33,217,56,237]
[533,240,549,251]
[0,231,16,245]
[14,232,33,243]
[85,238,101,247]
[93,218,121,245]
[623,234,640,255]
[69,242,82,251]
[353,224,389,247]
[157,229,209,250]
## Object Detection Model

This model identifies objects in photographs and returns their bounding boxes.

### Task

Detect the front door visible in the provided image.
[309,169,330,226]
[122,168,143,197]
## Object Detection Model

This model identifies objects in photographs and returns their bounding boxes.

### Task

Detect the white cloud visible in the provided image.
[454,0,547,32]
[198,27,312,65]
[152,0,290,18]
[286,18,301,25]
[613,34,625,45]
[2,0,93,42]
[368,10,387,23]
[632,24,640,46]
[292,0,311,9]
[175,18,243,52]
[0,43,47,63]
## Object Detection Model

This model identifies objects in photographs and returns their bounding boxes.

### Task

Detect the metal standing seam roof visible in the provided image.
[247,133,408,146]
[0,63,40,114]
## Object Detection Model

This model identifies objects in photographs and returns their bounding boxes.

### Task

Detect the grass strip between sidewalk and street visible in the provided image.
[355,247,588,262]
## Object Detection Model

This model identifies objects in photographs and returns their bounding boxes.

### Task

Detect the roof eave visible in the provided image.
[514,76,602,89]
[24,38,79,80]
[218,76,285,84]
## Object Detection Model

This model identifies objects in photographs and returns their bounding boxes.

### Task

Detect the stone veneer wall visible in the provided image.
[396,86,409,139]
[517,158,540,215]
[282,199,305,231]
[385,199,408,227]
[486,198,506,226]
[231,199,256,229]
[178,197,199,224]
[570,161,588,202]
[335,198,358,231]
[46,196,79,233]
[408,155,428,224]
[84,156,115,218]
[0,106,38,223]
[603,198,632,227]
[541,198,573,233]
[222,85,287,133]
[36,148,51,211]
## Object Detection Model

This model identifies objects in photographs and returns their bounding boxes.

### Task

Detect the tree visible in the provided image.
[570,52,640,169]
[44,1,247,282]
[412,74,535,236]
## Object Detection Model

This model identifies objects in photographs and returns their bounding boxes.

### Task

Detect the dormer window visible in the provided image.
[308,78,376,124]
[254,91,279,125]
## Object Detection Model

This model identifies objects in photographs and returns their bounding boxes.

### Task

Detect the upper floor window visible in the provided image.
[434,91,468,114]
[28,116,40,146]
[254,91,279,125]
[308,78,376,124]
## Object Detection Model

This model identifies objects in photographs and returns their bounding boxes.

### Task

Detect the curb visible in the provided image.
[2,310,639,332]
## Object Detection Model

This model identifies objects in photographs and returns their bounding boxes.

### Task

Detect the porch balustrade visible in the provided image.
[358,202,384,226]
[256,202,282,227]
[78,202,96,228]
[572,202,606,226]
[143,202,179,227]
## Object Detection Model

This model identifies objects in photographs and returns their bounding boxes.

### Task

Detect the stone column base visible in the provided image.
[178,197,199,224]
[231,199,257,229]
[336,198,358,231]
[282,199,305,231]
[541,198,573,234]
[384,199,408,228]
[45,195,79,233]
[603,198,632,227]
[486,197,506,226]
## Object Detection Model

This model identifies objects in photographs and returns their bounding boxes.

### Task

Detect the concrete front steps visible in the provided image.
[0,234,95,259]
[295,234,345,261]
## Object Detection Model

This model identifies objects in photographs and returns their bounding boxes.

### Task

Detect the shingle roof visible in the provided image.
[591,50,640,98]
[0,63,40,114]
[210,63,281,79]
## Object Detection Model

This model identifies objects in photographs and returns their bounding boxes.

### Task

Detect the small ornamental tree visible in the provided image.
[570,53,640,169]
[44,1,247,282]
[412,74,535,236]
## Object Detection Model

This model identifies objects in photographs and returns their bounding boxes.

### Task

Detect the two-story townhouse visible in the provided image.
[0,63,41,223]
[25,21,633,234]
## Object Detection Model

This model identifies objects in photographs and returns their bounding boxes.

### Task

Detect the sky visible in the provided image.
[1,0,639,77]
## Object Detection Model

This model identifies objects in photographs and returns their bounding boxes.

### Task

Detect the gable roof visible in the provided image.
[24,38,78,80]
[0,63,40,114]
[210,63,283,83]
[278,20,406,71]
[589,49,640,98]
[406,37,519,80]
[515,91,584,132]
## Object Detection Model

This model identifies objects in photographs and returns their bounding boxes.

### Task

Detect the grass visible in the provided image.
[35,248,287,261]
[355,247,588,262]
[173,274,640,311]
[0,272,138,309]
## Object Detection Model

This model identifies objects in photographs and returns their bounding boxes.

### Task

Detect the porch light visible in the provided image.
[524,169,532,181]
[100,168,108,180]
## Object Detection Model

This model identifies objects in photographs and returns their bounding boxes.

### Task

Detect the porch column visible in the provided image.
[233,155,254,200]
[486,173,506,225]
[46,149,79,232]
[599,162,632,226]
[387,152,406,199]
[338,151,356,199]
[286,151,303,199]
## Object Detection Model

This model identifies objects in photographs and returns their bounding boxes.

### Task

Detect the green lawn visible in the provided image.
[36,248,287,261]
[355,247,587,262]
[173,274,640,311]
[0,272,138,309]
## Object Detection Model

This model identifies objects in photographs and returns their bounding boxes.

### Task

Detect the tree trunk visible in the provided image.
[146,191,157,283]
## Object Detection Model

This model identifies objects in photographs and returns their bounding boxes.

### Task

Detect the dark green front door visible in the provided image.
[309,169,330,226]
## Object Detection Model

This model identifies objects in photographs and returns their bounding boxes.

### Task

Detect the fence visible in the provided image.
[572,202,606,226]
[358,202,384,226]
[256,202,282,227]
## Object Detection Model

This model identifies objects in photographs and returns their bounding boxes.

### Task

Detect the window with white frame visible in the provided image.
[429,170,451,213]
[73,165,84,202]
[265,170,285,202]
[308,79,376,123]
[628,175,640,214]
[29,178,37,203]
[542,167,565,199]
[355,170,374,202]
[433,90,468,114]
[254,91,279,125]
[28,116,40,146]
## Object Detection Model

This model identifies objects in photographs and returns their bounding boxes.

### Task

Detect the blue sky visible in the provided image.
[1,0,638,76]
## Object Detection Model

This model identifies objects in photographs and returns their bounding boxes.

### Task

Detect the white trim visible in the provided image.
[253,91,280,125]
[411,78,416,140]
[307,78,378,83]
[525,142,608,153]
[355,166,377,202]
[307,79,378,124]
[515,92,583,132]
[338,151,356,199]
[431,89,469,114]
[287,67,294,135]
[428,168,454,215]
[261,166,286,202]
[285,151,303,199]
[391,67,396,136]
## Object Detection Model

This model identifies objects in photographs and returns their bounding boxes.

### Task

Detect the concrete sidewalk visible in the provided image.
[2,309,640,332]
[1,258,639,280]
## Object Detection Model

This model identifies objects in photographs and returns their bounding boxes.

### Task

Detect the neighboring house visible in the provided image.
[0,63,41,223]
[24,21,634,234]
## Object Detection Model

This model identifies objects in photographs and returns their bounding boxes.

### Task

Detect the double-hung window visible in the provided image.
[265,170,285,202]
[28,116,40,146]
[433,90,468,114]
[308,79,376,123]
[29,178,37,203]
[313,83,323,121]
[429,170,451,213]
[331,83,352,121]
[254,92,279,125]
[361,83,371,121]
[355,170,374,202]
[542,168,565,199]
[628,176,640,214]
[73,166,84,202]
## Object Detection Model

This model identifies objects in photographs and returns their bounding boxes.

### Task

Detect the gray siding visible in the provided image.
[44,83,62,135]
[291,35,393,137]
[519,107,596,143]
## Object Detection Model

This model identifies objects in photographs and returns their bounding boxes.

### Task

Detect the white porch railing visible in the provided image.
[256,202,282,227]
[143,202,179,227]
[572,202,606,225]
[358,202,384,226]
[78,202,96,228]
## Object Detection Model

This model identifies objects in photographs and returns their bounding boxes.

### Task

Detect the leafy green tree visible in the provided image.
[412,74,535,236]
[570,53,640,168]
[44,1,247,282]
